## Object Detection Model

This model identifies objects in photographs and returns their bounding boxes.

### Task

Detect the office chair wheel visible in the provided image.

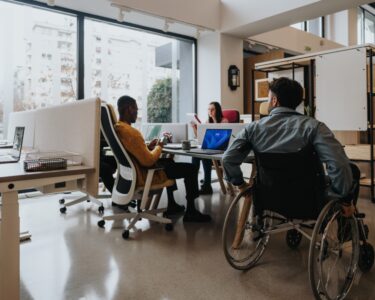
[358,242,374,273]
[122,230,130,240]
[222,188,271,270]
[98,206,105,214]
[59,198,65,204]
[87,199,91,202]
[60,207,67,214]
[286,229,302,249]
[97,220,105,228]
[165,223,173,231]
[309,200,359,300]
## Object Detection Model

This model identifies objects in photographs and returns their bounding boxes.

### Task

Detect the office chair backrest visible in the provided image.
[254,145,326,219]
[100,104,136,204]
[222,109,240,123]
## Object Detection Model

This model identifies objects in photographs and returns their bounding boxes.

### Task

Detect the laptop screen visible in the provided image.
[201,129,232,150]
[11,127,25,158]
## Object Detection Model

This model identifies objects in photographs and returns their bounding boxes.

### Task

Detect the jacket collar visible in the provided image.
[269,106,300,116]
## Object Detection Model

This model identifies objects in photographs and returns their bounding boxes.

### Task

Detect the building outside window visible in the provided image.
[0,1,77,139]
[358,7,375,44]
[84,19,194,125]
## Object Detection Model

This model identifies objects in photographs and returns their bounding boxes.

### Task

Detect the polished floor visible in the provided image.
[18,180,375,300]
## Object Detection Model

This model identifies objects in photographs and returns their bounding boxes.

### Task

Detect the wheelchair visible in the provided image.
[222,147,374,300]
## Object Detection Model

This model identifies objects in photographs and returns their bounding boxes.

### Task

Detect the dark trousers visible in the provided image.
[192,157,212,186]
[158,158,199,205]
[99,155,117,193]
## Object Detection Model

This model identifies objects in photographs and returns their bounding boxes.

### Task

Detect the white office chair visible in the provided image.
[97,103,174,239]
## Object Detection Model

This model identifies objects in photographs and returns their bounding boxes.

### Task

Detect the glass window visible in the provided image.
[84,19,194,125]
[307,18,323,37]
[364,10,375,44]
[291,22,304,31]
[0,2,77,139]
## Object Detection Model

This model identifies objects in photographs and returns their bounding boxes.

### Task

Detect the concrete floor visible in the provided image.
[18,181,375,300]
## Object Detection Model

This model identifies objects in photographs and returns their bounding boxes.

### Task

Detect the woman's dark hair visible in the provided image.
[208,101,224,123]
[269,77,303,109]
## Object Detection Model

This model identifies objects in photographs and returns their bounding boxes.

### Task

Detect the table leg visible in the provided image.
[0,191,20,300]
[212,160,227,194]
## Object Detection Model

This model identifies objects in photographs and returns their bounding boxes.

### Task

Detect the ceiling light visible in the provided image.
[46,0,55,6]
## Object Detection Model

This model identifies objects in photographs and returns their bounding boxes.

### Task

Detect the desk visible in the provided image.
[162,149,254,194]
[0,163,95,299]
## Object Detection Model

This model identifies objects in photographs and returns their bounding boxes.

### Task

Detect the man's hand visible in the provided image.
[148,138,159,150]
[341,202,355,218]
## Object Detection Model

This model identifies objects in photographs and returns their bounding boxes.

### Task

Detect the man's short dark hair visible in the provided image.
[269,77,303,109]
[117,95,136,116]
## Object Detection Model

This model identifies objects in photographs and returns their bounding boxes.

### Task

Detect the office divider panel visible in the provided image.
[315,48,367,131]
[33,98,100,196]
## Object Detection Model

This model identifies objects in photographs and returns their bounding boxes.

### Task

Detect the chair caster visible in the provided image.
[60,207,67,214]
[59,198,65,204]
[122,230,130,240]
[359,243,374,273]
[165,223,173,231]
[87,199,91,202]
[98,206,104,214]
[286,229,302,249]
[98,220,105,228]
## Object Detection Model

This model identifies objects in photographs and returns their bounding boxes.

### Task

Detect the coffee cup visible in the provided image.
[181,140,191,151]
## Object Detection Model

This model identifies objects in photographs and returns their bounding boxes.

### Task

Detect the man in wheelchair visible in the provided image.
[223,77,354,216]
[222,77,374,299]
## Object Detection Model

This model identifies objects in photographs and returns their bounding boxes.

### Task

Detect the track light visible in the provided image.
[195,28,201,39]
[117,9,124,22]
[46,0,55,6]
[163,20,170,32]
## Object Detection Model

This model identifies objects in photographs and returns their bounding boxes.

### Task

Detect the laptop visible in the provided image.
[0,126,25,164]
[187,128,232,155]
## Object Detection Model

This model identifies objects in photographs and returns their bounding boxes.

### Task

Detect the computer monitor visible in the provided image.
[141,123,188,143]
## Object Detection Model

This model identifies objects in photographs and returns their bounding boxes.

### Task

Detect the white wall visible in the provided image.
[221,0,318,32]
[197,33,221,118]
[111,0,221,29]
[251,27,343,54]
[221,0,370,38]
[197,33,244,119]
[220,34,243,112]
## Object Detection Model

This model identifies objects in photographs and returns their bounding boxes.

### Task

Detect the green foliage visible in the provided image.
[147,78,172,123]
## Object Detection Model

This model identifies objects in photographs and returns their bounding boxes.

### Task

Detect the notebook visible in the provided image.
[0,126,25,164]
[187,129,232,155]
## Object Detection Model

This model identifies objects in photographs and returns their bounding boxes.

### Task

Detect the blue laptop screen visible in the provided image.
[201,129,232,150]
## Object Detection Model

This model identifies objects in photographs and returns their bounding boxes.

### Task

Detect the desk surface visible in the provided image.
[0,163,95,183]
[162,148,254,162]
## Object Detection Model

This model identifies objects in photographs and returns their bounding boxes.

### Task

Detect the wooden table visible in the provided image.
[0,163,95,299]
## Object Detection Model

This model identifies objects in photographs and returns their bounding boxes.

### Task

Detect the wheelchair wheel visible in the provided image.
[308,200,359,300]
[222,188,271,270]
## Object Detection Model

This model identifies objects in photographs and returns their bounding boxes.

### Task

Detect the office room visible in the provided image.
[1,0,375,299]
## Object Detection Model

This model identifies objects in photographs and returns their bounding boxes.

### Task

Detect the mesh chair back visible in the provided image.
[222,109,240,123]
[254,145,326,219]
[100,104,136,197]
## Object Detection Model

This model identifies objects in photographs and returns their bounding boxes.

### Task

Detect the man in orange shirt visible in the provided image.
[115,95,211,223]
